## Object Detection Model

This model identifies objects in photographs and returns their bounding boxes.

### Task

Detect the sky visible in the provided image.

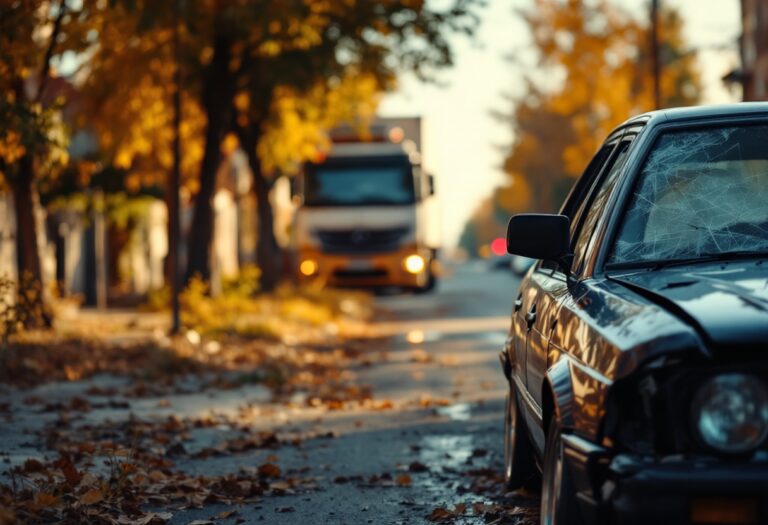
[378,0,742,249]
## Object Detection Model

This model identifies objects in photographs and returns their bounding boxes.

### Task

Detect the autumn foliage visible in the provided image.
[461,0,701,256]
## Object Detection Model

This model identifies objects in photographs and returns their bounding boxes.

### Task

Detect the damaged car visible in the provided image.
[500,103,768,525]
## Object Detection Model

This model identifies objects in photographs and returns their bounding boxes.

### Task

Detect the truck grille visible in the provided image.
[316,227,409,254]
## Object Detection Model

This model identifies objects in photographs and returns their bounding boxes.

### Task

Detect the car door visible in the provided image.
[523,143,616,407]
[509,143,617,447]
[544,137,635,439]
[509,145,614,397]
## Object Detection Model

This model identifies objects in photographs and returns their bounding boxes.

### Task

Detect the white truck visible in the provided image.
[293,117,440,292]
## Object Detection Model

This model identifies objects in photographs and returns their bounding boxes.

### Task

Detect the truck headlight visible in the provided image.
[300,259,318,276]
[403,254,425,274]
[693,373,768,453]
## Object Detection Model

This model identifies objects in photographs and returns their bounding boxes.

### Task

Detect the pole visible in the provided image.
[169,0,182,334]
[651,0,662,109]
[94,189,107,310]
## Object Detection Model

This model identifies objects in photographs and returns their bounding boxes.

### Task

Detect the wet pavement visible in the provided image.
[169,262,524,524]
[1,262,532,524]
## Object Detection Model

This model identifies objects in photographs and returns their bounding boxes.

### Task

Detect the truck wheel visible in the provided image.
[540,415,584,525]
[504,382,535,489]
[414,270,436,294]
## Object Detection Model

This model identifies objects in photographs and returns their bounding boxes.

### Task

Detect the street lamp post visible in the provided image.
[651,0,662,109]
[169,0,182,334]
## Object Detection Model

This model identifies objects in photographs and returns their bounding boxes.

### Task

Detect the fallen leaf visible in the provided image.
[395,474,412,487]
[79,489,104,506]
[22,459,45,473]
[472,502,502,516]
[269,481,292,492]
[58,456,81,486]
[27,492,60,513]
[116,512,173,524]
[408,461,429,472]
[257,463,281,478]
[426,504,466,523]
[426,508,455,522]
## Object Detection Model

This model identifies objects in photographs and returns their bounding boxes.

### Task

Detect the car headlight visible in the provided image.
[693,373,768,453]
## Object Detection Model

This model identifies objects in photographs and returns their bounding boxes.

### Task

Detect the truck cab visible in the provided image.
[294,119,439,291]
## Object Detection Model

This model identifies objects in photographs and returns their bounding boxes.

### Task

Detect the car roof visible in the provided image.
[618,102,768,131]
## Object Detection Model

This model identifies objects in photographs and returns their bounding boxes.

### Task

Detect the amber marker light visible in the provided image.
[403,254,425,274]
[300,259,318,276]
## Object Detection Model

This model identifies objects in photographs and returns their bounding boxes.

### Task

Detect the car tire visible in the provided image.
[504,382,535,489]
[540,415,584,525]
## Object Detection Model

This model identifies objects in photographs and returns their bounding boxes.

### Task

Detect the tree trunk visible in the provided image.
[236,125,282,292]
[11,154,51,328]
[184,34,234,285]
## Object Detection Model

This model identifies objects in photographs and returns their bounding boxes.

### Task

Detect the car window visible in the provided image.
[571,140,632,275]
[608,125,768,265]
[561,145,615,233]
[540,144,615,271]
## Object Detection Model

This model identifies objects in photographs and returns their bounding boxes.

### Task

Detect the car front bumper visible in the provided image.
[563,433,768,525]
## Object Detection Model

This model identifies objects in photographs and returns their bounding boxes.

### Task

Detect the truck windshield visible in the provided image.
[304,165,415,206]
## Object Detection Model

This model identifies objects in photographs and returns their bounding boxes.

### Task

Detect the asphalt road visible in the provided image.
[171,262,527,525]
[1,262,530,525]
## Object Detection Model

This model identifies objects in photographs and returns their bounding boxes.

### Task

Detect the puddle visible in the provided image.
[406,330,426,344]
[436,402,471,421]
[400,330,442,344]
[410,434,479,502]
[438,330,507,345]
[398,328,506,345]
[418,434,475,471]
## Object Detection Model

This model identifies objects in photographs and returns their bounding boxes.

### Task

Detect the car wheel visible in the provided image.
[540,415,583,525]
[504,382,534,489]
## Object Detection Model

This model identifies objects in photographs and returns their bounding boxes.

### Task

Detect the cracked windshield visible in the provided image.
[0,1,761,525]
[610,125,768,264]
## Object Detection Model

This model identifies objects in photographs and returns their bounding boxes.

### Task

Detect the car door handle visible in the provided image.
[525,305,537,328]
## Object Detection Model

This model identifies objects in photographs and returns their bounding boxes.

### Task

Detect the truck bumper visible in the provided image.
[297,246,431,289]
[562,434,768,525]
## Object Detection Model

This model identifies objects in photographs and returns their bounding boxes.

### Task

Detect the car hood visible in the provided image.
[610,260,768,349]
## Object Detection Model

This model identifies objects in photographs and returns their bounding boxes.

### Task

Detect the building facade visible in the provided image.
[739,0,768,100]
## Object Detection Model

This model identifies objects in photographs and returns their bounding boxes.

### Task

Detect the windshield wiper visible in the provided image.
[607,250,768,271]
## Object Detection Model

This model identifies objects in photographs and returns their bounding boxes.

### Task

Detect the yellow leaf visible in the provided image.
[79,489,104,505]
[395,474,412,486]
[27,492,59,513]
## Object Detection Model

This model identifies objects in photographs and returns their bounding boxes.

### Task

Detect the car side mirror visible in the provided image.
[506,214,571,265]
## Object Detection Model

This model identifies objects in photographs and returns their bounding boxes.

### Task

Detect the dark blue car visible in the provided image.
[501,103,768,525]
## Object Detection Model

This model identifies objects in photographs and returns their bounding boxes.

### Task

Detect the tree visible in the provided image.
[81,0,480,292]
[77,3,206,297]
[0,1,92,327]
[496,0,701,215]
[180,0,483,290]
